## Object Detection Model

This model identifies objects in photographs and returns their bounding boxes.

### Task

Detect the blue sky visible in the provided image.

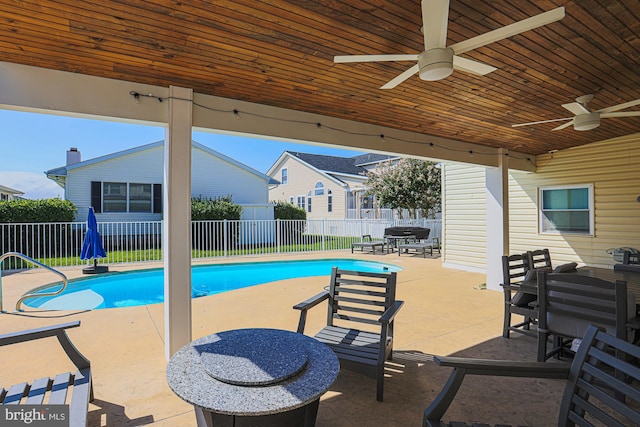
[0,110,364,199]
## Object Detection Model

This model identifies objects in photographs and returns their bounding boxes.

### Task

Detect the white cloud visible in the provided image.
[0,171,63,200]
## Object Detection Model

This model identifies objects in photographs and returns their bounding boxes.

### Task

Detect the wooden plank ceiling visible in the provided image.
[1,0,639,156]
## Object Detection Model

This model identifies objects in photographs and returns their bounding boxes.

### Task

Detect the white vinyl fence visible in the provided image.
[0,218,441,270]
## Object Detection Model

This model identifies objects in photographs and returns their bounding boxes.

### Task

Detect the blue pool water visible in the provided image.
[24,259,401,310]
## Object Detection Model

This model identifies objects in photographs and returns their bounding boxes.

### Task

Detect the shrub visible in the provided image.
[0,198,77,223]
[273,200,306,220]
[191,195,242,220]
[191,196,242,250]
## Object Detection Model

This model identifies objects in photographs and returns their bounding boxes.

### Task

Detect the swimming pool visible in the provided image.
[24,259,401,310]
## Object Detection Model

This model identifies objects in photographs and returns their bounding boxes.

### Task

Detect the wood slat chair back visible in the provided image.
[558,326,640,426]
[526,248,552,271]
[423,325,640,427]
[501,253,538,338]
[327,268,397,331]
[294,267,403,401]
[537,271,629,362]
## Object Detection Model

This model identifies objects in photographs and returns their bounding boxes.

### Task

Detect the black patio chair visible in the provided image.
[536,270,640,362]
[293,267,403,401]
[501,253,539,338]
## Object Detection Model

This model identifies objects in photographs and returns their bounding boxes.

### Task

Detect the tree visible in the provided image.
[364,158,441,218]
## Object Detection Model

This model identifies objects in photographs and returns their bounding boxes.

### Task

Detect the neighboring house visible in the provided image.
[0,184,24,201]
[45,141,277,222]
[441,131,640,278]
[266,151,398,219]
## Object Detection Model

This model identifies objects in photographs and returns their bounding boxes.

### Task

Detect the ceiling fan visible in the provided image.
[512,95,640,131]
[333,0,565,89]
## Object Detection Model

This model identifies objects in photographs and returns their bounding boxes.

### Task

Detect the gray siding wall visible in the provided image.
[67,145,270,221]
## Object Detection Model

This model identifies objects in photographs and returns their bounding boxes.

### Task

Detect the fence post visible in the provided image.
[223,219,228,257]
[322,219,326,251]
[276,218,281,254]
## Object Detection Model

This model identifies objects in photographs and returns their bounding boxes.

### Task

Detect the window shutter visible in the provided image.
[91,181,102,213]
[153,184,162,213]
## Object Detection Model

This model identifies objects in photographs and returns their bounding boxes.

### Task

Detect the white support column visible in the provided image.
[164,85,193,359]
[485,149,509,291]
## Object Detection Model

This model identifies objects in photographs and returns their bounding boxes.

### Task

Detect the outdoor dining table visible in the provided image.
[166,328,339,427]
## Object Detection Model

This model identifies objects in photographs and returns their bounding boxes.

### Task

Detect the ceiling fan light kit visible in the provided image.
[573,112,601,131]
[418,48,454,81]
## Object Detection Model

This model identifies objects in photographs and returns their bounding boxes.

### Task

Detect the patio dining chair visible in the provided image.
[525,248,552,271]
[293,267,404,401]
[501,253,540,338]
[536,270,640,362]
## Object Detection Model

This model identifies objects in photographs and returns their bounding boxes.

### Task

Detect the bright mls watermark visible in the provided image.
[1,405,69,427]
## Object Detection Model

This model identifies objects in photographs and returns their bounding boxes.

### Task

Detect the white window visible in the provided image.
[129,183,152,212]
[539,184,593,235]
[307,191,312,213]
[314,181,324,196]
[297,195,305,210]
[102,182,154,213]
[281,168,288,184]
[327,189,333,213]
[103,182,127,212]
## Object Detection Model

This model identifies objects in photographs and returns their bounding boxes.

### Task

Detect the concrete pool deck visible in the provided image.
[0,251,565,426]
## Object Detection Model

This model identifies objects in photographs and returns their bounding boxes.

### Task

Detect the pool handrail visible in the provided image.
[0,252,68,312]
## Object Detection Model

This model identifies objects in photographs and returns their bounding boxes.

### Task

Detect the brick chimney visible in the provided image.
[66,147,81,165]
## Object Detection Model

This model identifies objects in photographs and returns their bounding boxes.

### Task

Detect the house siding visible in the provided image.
[67,147,165,222]
[191,146,268,205]
[443,132,640,272]
[66,144,272,222]
[509,133,640,268]
[268,156,347,219]
[442,162,487,271]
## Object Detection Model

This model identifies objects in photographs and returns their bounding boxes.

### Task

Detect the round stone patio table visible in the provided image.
[166,328,339,427]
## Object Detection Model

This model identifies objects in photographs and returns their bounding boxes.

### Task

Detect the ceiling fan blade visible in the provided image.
[422,0,450,50]
[334,54,419,63]
[598,99,640,113]
[380,64,420,89]
[600,111,640,118]
[511,117,573,128]
[562,102,589,115]
[452,56,497,75]
[449,7,565,55]
[552,120,575,131]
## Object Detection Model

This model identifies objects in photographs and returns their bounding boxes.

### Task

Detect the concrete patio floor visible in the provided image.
[0,251,566,426]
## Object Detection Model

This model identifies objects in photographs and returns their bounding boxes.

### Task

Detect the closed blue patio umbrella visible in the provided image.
[81,207,108,274]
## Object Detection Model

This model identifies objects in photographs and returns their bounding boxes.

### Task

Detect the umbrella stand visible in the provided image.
[81,207,109,274]
[83,258,109,275]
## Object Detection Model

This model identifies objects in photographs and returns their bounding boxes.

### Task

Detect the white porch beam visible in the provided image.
[191,93,535,172]
[0,63,167,125]
[164,86,193,359]
[485,148,509,291]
